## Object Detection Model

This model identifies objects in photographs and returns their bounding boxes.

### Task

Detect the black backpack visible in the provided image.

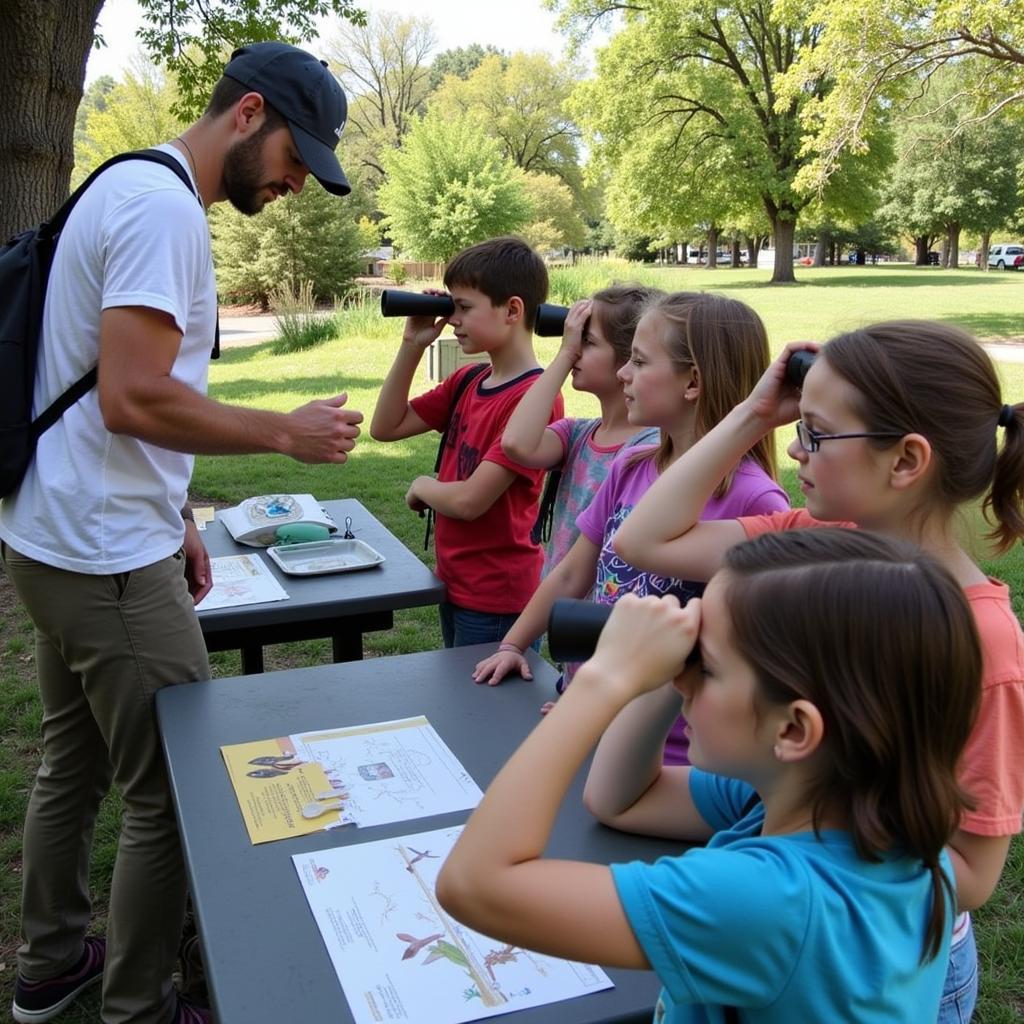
[0,149,217,498]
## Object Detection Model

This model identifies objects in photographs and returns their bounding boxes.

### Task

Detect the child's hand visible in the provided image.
[556,299,592,365]
[585,593,700,701]
[405,479,429,513]
[473,648,533,686]
[402,289,450,350]
[743,341,820,428]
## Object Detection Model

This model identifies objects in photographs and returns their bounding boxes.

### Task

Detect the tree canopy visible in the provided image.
[378,110,532,262]
[323,12,436,199]
[553,0,889,282]
[781,0,1024,190]
[428,52,586,200]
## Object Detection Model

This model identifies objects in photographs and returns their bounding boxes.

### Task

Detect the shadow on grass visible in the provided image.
[782,270,1007,289]
[937,313,1024,339]
[213,339,278,364]
[647,267,1012,290]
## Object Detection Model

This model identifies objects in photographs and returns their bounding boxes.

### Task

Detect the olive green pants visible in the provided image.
[1,542,210,1024]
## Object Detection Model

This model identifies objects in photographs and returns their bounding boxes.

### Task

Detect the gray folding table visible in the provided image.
[196,498,445,672]
[157,646,687,1024]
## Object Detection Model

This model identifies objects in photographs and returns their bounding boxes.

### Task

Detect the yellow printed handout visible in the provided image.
[221,737,348,845]
[222,718,483,845]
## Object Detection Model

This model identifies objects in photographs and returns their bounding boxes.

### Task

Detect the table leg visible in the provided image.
[240,645,265,674]
[331,632,363,662]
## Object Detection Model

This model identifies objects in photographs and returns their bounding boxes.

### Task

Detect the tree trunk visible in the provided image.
[770,218,797,284]
[946,223,960,268]
[680,241,689,265]
[914,236,930,265]
[745,235,760,269]
[813,231,829,268]
[980,230,991,271]
[706,226,719,269]
[0,0,103,241]
[730,236,741,268]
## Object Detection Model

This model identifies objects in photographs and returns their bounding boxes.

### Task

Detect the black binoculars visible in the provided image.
[785,350,815,387]
[547,597,700,668]
[379,289,569,337]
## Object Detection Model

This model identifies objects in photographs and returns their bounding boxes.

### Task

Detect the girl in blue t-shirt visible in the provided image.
[438,528,980,1024]
[501,283,662,576]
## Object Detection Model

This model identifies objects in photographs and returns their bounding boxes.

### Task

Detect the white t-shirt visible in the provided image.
[0,145,217,573]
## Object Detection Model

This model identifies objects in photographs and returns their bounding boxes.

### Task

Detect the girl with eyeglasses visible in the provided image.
[472,291,789,765]
[439,529,981,1023]
[611,320,1024,1023]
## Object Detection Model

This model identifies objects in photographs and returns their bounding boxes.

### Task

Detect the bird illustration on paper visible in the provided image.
[404,847,439,871]
[397,932,444,960]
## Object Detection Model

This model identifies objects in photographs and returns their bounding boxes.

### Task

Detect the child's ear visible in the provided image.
[505,296,525,324]
[684,366,700,402]
[772,699,824,763]
[888,433,932,492]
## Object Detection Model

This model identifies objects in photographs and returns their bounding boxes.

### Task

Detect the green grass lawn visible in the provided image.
[1,262,1022,1020]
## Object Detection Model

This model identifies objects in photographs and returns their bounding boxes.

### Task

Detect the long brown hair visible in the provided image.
[722,528,981,962]
[633,292,777,494]
[589,283,665,366]
[823,321,1024,552]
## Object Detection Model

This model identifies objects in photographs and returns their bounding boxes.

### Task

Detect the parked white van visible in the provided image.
[988,243,1024,270]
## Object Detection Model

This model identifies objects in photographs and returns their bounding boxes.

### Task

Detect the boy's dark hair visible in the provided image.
[204,76,288,133]
[723,527,981,963]
[443,237,548,331]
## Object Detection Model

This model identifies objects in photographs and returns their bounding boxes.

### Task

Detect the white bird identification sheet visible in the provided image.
[289,717,483,829]
[293,825,614,1024]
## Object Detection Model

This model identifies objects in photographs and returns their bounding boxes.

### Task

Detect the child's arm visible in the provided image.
[949,830,1012,910]
[369,308,448,441]
[472,534,601,685]
[613,343,814,581]
[437,594,700,967]
[405,462,517,520]
[582,670,714,841]
[501,299,591,468]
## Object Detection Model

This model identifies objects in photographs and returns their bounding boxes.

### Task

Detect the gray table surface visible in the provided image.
[157,646,684,1024]
[196,498,445,669]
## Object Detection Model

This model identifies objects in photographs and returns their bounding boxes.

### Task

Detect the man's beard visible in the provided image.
[223,128,287,216]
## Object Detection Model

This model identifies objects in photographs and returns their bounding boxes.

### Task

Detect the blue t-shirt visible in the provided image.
[611,772,953,1023]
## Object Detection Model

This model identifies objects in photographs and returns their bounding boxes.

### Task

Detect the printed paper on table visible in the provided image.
[195,553,289,611]
[294,826,613,1024]
[223,717,483,844]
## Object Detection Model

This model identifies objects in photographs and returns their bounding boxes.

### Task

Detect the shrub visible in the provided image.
[270,280,338,354]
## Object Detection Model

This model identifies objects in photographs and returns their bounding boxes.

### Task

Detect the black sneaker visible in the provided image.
[12,936,105,1023]
[172,993,212,1023]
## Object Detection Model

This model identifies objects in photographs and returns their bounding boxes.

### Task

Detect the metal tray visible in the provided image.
[265,538,385,576]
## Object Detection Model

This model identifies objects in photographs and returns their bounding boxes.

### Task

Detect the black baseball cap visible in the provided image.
[224,42,350,196]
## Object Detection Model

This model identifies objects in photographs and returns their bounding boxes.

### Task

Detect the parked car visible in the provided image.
[988,243,1024,270]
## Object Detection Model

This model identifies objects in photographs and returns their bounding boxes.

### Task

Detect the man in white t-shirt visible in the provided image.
[0,42,361,1024]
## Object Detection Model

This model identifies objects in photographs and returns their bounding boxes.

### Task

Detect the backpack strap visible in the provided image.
[31,149,219,439]
[423,362,491,551]
[530,468,562,545]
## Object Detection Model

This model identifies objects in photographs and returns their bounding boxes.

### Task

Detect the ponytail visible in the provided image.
[987,401,1024,552]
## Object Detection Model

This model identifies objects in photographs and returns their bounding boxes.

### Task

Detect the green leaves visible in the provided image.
[134,0,366,119]
[378,110,532,262]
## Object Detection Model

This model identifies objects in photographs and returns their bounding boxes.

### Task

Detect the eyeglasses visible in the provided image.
[795,420,904,454]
